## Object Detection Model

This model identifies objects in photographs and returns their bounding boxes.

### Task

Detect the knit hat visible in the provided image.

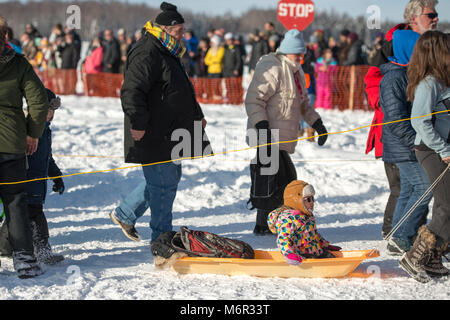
[46,88,61,110]
[210,35,221,46]
[279,29,306,55]
[224,32,233,41]
[155,2,185,26]
[388,30,420,66]
[283,180,315,214]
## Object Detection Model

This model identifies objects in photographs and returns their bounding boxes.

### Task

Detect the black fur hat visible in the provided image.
[155,2,185,26]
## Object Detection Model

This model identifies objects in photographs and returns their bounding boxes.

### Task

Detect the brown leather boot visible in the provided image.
[424,241,449,278]
[399,225,436,283]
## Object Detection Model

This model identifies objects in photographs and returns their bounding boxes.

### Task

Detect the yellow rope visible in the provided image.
[0,110,447,185]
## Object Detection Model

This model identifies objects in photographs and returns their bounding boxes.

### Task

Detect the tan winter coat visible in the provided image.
[245,52,320,153]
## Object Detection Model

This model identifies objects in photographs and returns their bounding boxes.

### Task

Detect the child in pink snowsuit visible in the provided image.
[268,180,341,265]
[314,48,337,110]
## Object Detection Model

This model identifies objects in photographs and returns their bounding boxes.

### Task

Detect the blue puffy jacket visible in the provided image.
[26,122,62,205]
[379,62,417,163]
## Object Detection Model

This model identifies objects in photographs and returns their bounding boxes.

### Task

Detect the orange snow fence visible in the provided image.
[191,77,244,105]
[82,72,124,98]
[33,66,371,110]
[34,68,78,95]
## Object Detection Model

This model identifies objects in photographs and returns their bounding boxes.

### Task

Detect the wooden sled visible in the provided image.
[172,249,380,279]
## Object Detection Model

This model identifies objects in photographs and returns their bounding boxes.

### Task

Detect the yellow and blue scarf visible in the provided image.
[144,20,186,58]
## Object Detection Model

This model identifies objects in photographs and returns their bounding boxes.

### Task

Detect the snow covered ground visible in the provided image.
[0,95,448,300]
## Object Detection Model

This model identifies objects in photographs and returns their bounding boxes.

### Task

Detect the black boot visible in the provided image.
[423,240,449,278]
[399,225,436,283]
[13,250,44,279]
[253,209,273,236]
[29,204,64,265]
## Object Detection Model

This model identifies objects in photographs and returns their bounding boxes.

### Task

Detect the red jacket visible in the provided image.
[365,24,409,158]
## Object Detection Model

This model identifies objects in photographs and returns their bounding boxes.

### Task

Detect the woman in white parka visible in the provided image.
[245,29,328,235]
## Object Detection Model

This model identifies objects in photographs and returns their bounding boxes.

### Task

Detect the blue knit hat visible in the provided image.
[279,29,306,55]
[388,30,420,65]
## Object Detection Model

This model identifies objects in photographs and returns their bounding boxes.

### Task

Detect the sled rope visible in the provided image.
[383,163,450,243]
[0,110,447,185]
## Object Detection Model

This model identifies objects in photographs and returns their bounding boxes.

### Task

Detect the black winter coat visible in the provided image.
[59,41,80,69]
[121,32,212,164]
[249,39,269,71]
[379,62,417,163]
[222,45,243,77]
[102,39,121,73]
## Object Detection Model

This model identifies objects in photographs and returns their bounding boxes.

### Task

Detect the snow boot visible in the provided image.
[0,222,12,258]
[423,241,449,278]
[253,209,273,236]
[28,205,64,265]
[12,251,44,279]
[398,225,436,283]
[109,210,141,242]
[387,238,409,256]
[30,220,64,265]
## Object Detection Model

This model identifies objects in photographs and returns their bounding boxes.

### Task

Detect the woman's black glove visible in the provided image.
[312,119,328,146]
[52,178,65,195]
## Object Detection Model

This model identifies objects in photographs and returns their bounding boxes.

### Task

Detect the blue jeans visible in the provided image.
[391,161,431,246]
[115,162,182,242]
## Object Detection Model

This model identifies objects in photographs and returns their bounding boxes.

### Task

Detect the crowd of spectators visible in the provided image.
[7,21,375,77]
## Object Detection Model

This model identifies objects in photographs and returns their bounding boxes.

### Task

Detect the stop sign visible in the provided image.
[277,0,315,31]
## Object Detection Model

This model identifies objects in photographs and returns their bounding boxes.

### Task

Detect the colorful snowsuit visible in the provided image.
[268,205,330,258]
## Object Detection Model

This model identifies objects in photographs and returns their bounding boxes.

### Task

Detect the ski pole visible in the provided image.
[384,162,450,242]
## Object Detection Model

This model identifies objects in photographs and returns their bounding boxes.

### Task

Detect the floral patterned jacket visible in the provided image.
[268,205,330,258]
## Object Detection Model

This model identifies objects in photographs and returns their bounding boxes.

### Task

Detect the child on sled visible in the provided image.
[268,180,342,265]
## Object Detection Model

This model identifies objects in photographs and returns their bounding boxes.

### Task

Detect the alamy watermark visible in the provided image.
[366,5,381,30]
[66,5,81,30]
[170,121,280,175]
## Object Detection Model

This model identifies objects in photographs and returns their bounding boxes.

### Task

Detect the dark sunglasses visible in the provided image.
[303,196,314,203]
[422,12,438,19]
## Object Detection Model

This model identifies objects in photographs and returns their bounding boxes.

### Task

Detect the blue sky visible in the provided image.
[132,0,450,22]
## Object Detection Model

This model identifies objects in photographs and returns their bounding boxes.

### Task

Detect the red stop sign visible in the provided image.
[277,0,315,31]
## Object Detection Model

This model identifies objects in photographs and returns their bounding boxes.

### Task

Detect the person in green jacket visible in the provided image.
[0,15,49,279]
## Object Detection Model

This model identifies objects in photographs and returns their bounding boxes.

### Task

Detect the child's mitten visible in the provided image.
[285,253,303,265]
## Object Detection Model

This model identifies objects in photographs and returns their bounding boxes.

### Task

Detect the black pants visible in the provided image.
[415,149,450,242]
[0,153,34,255]
[0,204,48,256]
[382,161,401,235]
[254,150,297,227]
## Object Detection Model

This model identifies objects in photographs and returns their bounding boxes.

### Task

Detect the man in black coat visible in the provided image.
[111,2,211,244]
[102,29,121,73]
[58,31,80,69]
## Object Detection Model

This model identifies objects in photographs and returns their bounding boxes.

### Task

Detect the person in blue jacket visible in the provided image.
[379,30,432,255]
[0,89,65,264]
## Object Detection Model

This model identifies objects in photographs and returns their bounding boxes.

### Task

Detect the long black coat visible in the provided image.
[121,32,211,164]
[222,45,243,77]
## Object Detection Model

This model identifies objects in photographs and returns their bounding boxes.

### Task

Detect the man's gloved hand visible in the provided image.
[285,253,303,265]
[52,178,65,195]
[327,244,342,251]
[255,120,271,166]
[312,119,328,146]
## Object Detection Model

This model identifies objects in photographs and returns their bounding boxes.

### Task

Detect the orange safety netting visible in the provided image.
[191,77,244,105]
[82,72,124,98]
[34,68,78,95]
[33,66,371,111]
[324,65,370,111]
